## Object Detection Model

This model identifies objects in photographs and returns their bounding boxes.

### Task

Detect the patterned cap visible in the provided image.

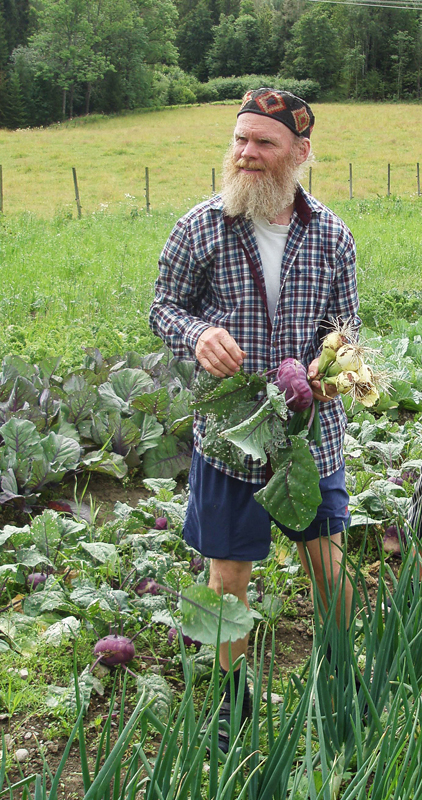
[237,88,314,138]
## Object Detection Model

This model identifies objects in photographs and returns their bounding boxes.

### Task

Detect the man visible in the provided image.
[149,88,359,750]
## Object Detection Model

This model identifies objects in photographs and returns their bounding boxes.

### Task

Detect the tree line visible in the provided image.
[0,0,421,129]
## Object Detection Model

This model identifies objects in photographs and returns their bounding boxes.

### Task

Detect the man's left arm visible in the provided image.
[308,226,359,402]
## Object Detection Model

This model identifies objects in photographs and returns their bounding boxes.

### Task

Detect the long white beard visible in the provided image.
[221,144,302,221]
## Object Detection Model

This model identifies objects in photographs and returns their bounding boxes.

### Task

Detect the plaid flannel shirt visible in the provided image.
[149,185,360,483]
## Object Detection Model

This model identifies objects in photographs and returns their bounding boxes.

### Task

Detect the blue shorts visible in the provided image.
[183,450,350,561]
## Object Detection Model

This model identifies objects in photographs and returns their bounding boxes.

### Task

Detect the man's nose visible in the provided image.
[240,139,259,158]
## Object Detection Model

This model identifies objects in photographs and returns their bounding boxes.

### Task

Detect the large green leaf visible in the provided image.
[30,509,62,554]
[81,450,128,479]
[80,542,118,566]
[221,399,273,465]
[0,418,44,460]
[142,434,191,478]
[131,387,171,421]
[98,368,154,413]
[132,411,164,455]
[179,585,259,645]
[62,376,98,424]
[192,370,266,415]
[254,437,322,531]
[136,674,173,722]
[41,431,81,469]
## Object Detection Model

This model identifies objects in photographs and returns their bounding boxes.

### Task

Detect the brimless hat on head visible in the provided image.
[237,88,314,139]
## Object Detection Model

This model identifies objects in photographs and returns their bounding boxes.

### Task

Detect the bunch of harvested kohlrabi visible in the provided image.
[317,326,387,408]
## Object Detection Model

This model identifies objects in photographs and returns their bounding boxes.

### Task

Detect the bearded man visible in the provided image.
[149,89,359,752]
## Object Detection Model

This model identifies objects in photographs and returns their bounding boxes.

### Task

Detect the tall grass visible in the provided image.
[1,103,422,216]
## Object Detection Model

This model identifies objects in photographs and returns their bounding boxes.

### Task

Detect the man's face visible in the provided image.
[233,113,308,177]
[221,113,310,222]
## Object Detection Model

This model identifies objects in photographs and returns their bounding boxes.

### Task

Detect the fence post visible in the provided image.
[308,166,312,195]
[349,163,353,199]
[417,163,420,197]
[211,168,216,195]
[72,168,82,218]
[387,163,391,197]
[145,167,150,213]
[0,165,3,213]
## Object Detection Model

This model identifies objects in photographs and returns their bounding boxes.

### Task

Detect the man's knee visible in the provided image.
[209,558,252,599]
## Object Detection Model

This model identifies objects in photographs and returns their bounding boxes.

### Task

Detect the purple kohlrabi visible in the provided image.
[168,627,201,650]
[134,578,160,596]
[94,635,136,666]
[274,358,314,412]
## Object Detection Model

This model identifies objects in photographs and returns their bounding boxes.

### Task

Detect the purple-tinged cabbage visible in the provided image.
[94,635,136,666]
[154,517,168,530]
[134,578,160,597]
[383,524,406,556]
[168,627,201,650]
[274,358,313,412]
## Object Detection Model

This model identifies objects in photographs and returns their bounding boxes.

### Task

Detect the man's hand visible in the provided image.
[307,357,337,403]
[196,327,246,377]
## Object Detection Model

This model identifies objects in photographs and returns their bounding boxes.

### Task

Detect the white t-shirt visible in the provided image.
[253,217,290,322]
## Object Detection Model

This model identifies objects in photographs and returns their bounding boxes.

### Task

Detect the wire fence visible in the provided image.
[0,162,421,216]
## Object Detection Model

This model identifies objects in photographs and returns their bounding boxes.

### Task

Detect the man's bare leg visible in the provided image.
[296,532,353,626]
[208,558,252,670]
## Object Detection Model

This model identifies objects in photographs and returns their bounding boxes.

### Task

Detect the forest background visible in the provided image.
[1,0,422,130]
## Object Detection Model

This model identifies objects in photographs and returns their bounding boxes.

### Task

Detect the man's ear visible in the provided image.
[297,137,311,164]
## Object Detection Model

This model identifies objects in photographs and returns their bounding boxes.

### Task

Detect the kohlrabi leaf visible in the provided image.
[80,542,118,566]
[30,509,62,554]
[0,524,31,546]
[98,368,154,413]
[131,387,171,421]
[220,400,273,465]
[266,382,289,418]
[136,673,173,722]
[168,415,194,441]
[41,432,81,469]
[81,450,128,479]
[0,418,44,460]
[142,435,191,479]
[192,370,266,415]
[0,469,24,504]
[6,376,39,412]
[107,411,142,456]
[179,585,258,645]
[62,376,98,424]
[254,437,322,531]
[24,458,67,492]
[132,412,164,455]
[202,415,249,473]
[143,478,177,494]
[169,358,196,389]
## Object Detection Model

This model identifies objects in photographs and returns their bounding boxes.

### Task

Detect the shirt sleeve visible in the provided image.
[149,217,212,358]
[318,223,360,344]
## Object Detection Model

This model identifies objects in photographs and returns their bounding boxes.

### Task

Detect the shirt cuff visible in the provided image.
[182,320,212,353]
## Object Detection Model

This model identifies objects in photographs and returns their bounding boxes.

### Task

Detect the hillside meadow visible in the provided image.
[0,102,421,370]
[1,102,422,216]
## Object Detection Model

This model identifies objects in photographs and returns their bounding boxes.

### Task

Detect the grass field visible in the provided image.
[1,103,422,216]
[1,102,421,370]
[1,197,421,371]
